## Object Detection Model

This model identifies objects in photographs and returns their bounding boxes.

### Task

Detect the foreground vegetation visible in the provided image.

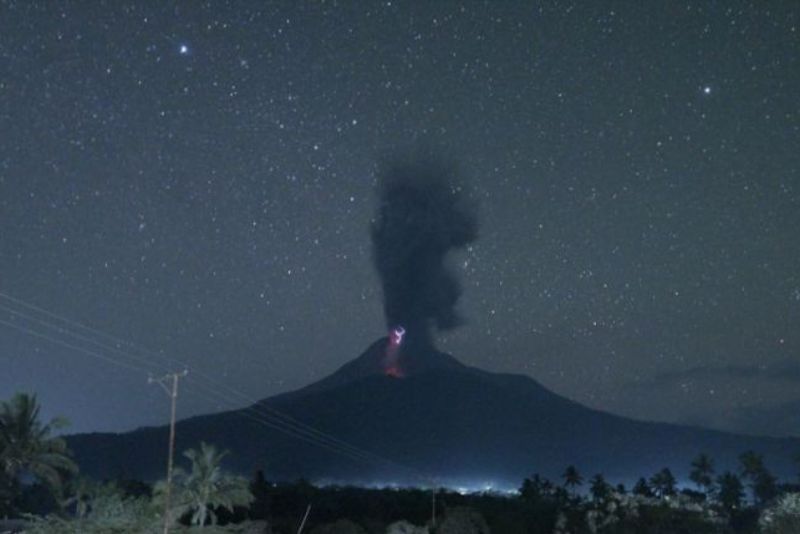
[3,392,800,533]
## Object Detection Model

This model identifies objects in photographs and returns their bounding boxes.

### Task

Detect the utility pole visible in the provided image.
[149,369,188,534]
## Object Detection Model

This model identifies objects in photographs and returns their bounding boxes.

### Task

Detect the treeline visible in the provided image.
[3,392,800,533]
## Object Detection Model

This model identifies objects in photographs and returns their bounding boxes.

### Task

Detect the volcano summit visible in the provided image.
[67,159,798,489]
[68,337,800,489]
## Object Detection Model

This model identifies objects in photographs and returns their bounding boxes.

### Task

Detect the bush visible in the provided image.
[386,520,429,534]
[759,493,800,534]
[24,481,160,534]
[435,506,490,534]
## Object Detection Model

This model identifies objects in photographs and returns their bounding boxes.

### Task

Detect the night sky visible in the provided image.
[1,2,798,437]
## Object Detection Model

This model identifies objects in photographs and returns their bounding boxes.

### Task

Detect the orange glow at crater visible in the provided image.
[384,365,405,378]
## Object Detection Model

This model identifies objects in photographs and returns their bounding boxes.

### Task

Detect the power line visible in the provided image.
[183,372,423,472]
[0,291,431,483]
[0,302,171,374]
[0,317,149,375]
[0,291,422,476]
[0,292,397,469]
[0,308,393,471]
[0,306,413,475]
[183,379,386,468]
[183,376,427,479]
[0,290,190,371]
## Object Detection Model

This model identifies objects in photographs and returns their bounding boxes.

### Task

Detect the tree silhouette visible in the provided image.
[795,451,800,483]
[752,469,778,507]
[0,393,77,506]
[739,450,764,480]
[632,477,653,498]
[589,474,611,502]
[649,468,676,498]
[561,465,583,496]
[716,471,744,512]
[689,453,715,496]
[249,469,272,520]
[738,450,777,506]
[520,474,554,502]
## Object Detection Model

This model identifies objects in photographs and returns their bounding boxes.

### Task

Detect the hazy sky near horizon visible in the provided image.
[1,1,798,436]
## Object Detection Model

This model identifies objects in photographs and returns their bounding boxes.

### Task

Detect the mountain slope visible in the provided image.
[67,339,799,488]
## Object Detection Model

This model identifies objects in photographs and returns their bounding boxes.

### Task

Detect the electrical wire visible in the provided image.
[0,301,172,375]
[0,293,407,471]
[0,291,430,483]
[0,317,150,375]
[0,290,189,371]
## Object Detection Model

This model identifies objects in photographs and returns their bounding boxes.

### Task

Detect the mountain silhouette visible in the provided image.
[67,338,799,488]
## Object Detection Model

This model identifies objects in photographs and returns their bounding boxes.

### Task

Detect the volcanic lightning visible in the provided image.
[390,326,406,346]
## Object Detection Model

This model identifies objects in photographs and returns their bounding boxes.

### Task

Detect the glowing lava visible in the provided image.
[383,326,406,378]
[384,365,404,378]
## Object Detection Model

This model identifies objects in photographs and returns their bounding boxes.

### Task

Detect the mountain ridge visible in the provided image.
[67,339,799,489]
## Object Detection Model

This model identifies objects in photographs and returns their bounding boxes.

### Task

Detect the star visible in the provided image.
[1,0,797,444]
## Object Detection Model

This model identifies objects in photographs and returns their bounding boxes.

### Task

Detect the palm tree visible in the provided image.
[0,393,77,500]
[739,450,764,480]
[562,465,583,496]
[689,453,715,495]
[649,468,677,498]
[520,474,553,501]
[738,450,776,505]
[589,474,611,502]
[716,471,744,512]
[158,441,253,527]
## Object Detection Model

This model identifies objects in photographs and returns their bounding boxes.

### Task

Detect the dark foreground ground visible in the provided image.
[12,475,800,534]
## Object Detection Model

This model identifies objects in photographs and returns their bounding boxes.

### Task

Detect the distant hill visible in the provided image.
[67,338,799,489]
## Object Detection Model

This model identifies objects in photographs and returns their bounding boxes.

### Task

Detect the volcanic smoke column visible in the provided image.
[371,158,478,372]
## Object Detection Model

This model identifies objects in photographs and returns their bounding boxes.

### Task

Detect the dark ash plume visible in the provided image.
[371,158,478,350]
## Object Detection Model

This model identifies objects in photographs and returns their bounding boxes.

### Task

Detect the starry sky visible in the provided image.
[1,1,798,437]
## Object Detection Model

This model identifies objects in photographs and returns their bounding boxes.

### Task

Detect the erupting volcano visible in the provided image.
[65,157,800,489]
[371,156,478,376]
